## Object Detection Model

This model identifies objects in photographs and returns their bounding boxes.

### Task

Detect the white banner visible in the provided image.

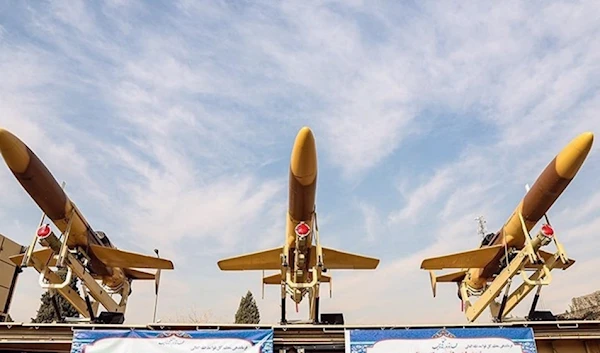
[71,329,274,353]
[346,327,537,353]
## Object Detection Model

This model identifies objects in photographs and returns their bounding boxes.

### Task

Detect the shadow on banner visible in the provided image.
[70,329,273,353]
[345,327,537,353]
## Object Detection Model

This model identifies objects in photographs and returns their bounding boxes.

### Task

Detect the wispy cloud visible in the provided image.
[389,168,456,224]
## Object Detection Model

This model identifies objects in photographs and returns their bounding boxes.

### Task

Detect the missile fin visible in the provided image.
[420,244,504,270]
[262,272,282,285]
[436,270,468,282]
[217,247,283,271]
[312,247,379,269]
[89,245,174,270]
[123,268,156,280]
[9,248,55,267]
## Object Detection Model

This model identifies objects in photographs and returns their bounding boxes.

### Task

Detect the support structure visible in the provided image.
[490,251,567,320]
[0,234,24,322]
[461,212,573,323]
[24,238,129,321]
[17,212,130,323]
[278,212,329,325]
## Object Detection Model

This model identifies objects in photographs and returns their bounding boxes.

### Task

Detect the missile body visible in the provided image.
[287,127,317,248]
[0,128,125,288]
[466,132,594,291]
[285,127,318,303]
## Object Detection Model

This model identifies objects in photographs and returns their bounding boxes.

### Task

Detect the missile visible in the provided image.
[498,131,594,249]
[285,126,318,304]
[467,131,594,290]
[216,126,379,322]
[286,126,317,249]
[0,128,121,283]
[0,129,103,248]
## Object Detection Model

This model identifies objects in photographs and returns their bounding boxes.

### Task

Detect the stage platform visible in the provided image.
[1,320,600,353]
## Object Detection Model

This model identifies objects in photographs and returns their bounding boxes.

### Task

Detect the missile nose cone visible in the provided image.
[290,126,317,186]
[555,131,594,179]
[0,128,30,174]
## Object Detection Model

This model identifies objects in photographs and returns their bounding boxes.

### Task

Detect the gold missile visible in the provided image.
[286,126,318,249]
[468,131,594,290]
[499,131,594,249]
[0,128,94,249]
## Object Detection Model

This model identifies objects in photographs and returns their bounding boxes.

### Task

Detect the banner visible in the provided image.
[345,327,537,353]
[70,329,273,353]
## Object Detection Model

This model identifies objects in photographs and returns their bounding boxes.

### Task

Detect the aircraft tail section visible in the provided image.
[10,247,160,280]
[421,247,575,272]
[420,244,505,270]
[218,247,282,271]
[263,272,282,285]
[262,272,331,285]
[313,247,379,269]
[123,268,156,280]
[9,248,55,267]
[429,269,467,297]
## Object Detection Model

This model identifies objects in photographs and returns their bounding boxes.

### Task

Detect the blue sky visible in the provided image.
[1,0,599,324]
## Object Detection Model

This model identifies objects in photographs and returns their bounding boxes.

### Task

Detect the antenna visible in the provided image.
[152,249,161,323]
[475,216,487,238]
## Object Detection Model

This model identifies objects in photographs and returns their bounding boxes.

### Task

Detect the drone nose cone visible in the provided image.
[555,131,594,179]
[290,126,317,186]
[0,128,30,173]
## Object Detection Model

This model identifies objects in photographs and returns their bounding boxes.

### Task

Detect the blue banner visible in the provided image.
[346,327,537,353]
[70,329,273,353]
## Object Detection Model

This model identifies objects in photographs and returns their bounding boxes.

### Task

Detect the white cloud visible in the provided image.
[357,202,381,242]
[389,169,456,224]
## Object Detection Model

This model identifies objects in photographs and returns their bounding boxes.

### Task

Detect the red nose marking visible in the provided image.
[541,224,554,237]
[295,222,310,236]
[37,224,51,238]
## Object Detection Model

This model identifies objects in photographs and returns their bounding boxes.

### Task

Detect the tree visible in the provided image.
[31,268,80,323]
[234,290,260,324]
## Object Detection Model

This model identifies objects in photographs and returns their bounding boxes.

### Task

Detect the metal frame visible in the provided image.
[277,211,330,324]
[19,217,130,321]
[460,211,572,323]
[14,180,136,323]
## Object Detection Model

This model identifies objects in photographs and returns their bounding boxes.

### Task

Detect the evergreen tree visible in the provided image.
[234,290,260,324]
[31,268,80,323]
